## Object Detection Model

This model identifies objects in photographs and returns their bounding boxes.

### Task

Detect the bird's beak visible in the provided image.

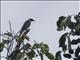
[31,19,35,21]
[29,18,35,21]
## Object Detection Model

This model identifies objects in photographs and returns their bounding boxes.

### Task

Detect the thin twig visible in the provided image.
[9,20,13,37]
[9,20,13,54]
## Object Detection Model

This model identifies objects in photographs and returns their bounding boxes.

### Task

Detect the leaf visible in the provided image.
[4,32,12,36]
[66,15,76,30]
[71,39,78,45]
[15,53,23,60]
[3,40,10,44]
[45,51,54,59]
[63,54,71,59]
[59,33,68,46]
[57,16,66,31]
[74,57,80,60]
[26,49,35,59]
[0,43,4,52]
[24,35,29,41]
[68,22,76,29]
[32,42,43,49]
[62,45,67,52]
[59,16,66,20]
[77,38,80,43]
[59,33,68,51]
[55,51,62,60]
[20,34,29,41]
[24,43,31,50]
[41,44,49,54]
[24,58,27,60]
[68,36,71,50]
[15,36,23,43]
[25,43,31,48]
[69,49,74,54]
[15,36,20,42]
[59,33,68,52]
[75,46,80,57]
[74,15,80,22]
[66,16,71,26]
[74,29,80,35]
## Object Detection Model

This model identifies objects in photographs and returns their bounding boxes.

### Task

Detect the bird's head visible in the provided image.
[29,18,35,21]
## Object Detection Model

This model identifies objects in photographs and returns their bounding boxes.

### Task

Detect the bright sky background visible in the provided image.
[1,1,80,60]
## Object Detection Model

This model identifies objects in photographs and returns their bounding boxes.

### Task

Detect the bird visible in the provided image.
[19,18,35,36]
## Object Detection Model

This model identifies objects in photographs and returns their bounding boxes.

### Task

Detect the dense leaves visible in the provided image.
[56,12,80,60]
[26,49,36,59]
[0,19,54,60]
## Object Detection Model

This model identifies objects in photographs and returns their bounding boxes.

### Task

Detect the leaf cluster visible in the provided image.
[0,20,54,60]
[56,12,80,60]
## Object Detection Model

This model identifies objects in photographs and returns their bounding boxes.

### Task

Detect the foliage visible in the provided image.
[0,20,54,60]
[56,12,80,60]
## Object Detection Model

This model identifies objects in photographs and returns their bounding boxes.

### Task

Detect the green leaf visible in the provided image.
[59,33,68,47]
[66,16,71,23]
[21,34,29,41]
[75,46,80,57]
[59,33,68,52]
[0,43,4,52]
[74,29,80,35]
[45,51,54,59]
[3,40,10,44]
[15,36,20,42]
[74,15,80,22]
[55,51,62,60]
[24,43,31,50]
[32,42,43,49]
[26,49,35,59]
[57,16,66,31]
[68,22,76,29]
[4,32,12,36]
[71,39,78,45]
[41,44,49,54]
[66,16,76,29]
[68,36,71,50]
[15,53,23,60]
[15,36,23,43]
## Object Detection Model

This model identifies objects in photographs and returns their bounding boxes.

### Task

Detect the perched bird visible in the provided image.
[19,18,35,36]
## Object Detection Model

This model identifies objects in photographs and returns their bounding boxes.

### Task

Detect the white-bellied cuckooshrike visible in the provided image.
[19,18,35,36]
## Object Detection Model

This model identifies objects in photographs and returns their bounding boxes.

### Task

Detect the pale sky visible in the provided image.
[1,1,80,60]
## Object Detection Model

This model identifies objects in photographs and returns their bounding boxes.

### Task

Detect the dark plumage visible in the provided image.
[19,18,35,36]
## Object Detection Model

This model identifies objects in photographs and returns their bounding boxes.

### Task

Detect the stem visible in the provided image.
[40,53,43,60]
[34,41,43,60]
[22,41,25,60]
